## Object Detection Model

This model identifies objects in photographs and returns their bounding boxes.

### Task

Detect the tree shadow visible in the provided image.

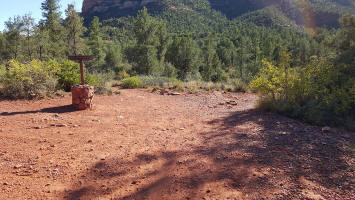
[63,109,354,199]
[1,105,79,116]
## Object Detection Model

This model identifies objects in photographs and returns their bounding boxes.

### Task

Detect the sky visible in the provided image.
[0,0,84,31]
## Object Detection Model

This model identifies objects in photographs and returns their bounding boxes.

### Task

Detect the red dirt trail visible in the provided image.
[0,90,354,200]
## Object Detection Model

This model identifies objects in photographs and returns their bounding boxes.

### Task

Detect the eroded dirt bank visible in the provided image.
[0,90,354,200]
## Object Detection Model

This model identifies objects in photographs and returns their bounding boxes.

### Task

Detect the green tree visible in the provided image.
[127,8,170,75]
[41,0,65,58]
[217,39,236,71]
[0,33,7,62]
[21,14,35,61]
[4,16,24,60]
[166,36,200,80]
[34,22,50,61]
[88,16,105,70]
[64,4,86,56]
[201,40,223,82]
[104,44,122,71]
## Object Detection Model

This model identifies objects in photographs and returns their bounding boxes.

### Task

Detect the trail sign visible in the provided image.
[68,55,94,85]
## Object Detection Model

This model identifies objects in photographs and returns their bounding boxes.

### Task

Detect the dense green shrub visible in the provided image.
[0,60,59,99]
[0,59,113,98]
[116,71,130,80]
[56,60,81,92]
[250,54,355,130]
[121,77,143,89]
[56,60,112,92]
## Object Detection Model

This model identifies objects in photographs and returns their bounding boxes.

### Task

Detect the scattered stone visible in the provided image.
[322,126,331,132]
[14,164,22,169]
[180,128,185,130]
[226,100,238,105]
[0,128,4,132]
[206,190,211,193]
[119,115,124,119]
[170,92,181,96]
[39,139,48,143]
[50,144,55,148]
[33,126,42,129]
[88,140,93,143]
[3,182,8,186]
[131,181,137,185]
[57,124,68,127]
[100,157,106,161]
[89,148,94,152]
[54,114,60,118]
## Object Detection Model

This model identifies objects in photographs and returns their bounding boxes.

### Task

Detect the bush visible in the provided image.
[116,71,130,80]
[56,60,80,92]
[56,61,113,92]
[0,60,58,99]
[121,77,143,89]
[250,54,355,130]
[229,79,248,92]
[0,60,113,98]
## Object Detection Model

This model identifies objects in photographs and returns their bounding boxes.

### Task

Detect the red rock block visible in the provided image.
[71,85,94,110]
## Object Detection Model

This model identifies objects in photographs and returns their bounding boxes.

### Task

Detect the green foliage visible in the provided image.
[251,51,355,129]
[121,77,143,89]
[126,8,171,76]
[56,60,80,91]
[41,0,66,58]
[64,4,87,55]
[88,16,105,70]
[0,60,58,99]
[56,60,110,91]
[0,59,112,98]
[166,36,200,80]
[104,44,122,71]
[116,71,130,80]
[201,40,223,82]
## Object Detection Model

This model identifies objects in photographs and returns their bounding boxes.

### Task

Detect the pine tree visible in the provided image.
[64,4,86,56]
[166,36,200,80]
[4,16,24,60]
[201,40,223,82]
[21,14,35,60]
[41,0,65,58]
[88,16,105,70]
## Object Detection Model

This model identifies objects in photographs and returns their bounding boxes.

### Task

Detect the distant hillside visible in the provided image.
[81,0,355,28]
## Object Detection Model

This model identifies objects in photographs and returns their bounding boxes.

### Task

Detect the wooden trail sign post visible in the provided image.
[68,55,94,110]
[68,55,94,85]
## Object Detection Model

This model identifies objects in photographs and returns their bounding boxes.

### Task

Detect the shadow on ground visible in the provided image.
[1,105,79,116]
[64,109,355,199]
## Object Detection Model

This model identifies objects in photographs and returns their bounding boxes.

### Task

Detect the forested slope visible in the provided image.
[82,0,355,28]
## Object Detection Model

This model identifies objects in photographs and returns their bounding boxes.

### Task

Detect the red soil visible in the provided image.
[0,90,354,200]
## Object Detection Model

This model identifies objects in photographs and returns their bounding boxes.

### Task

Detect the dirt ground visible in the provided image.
[0,89,354,200]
